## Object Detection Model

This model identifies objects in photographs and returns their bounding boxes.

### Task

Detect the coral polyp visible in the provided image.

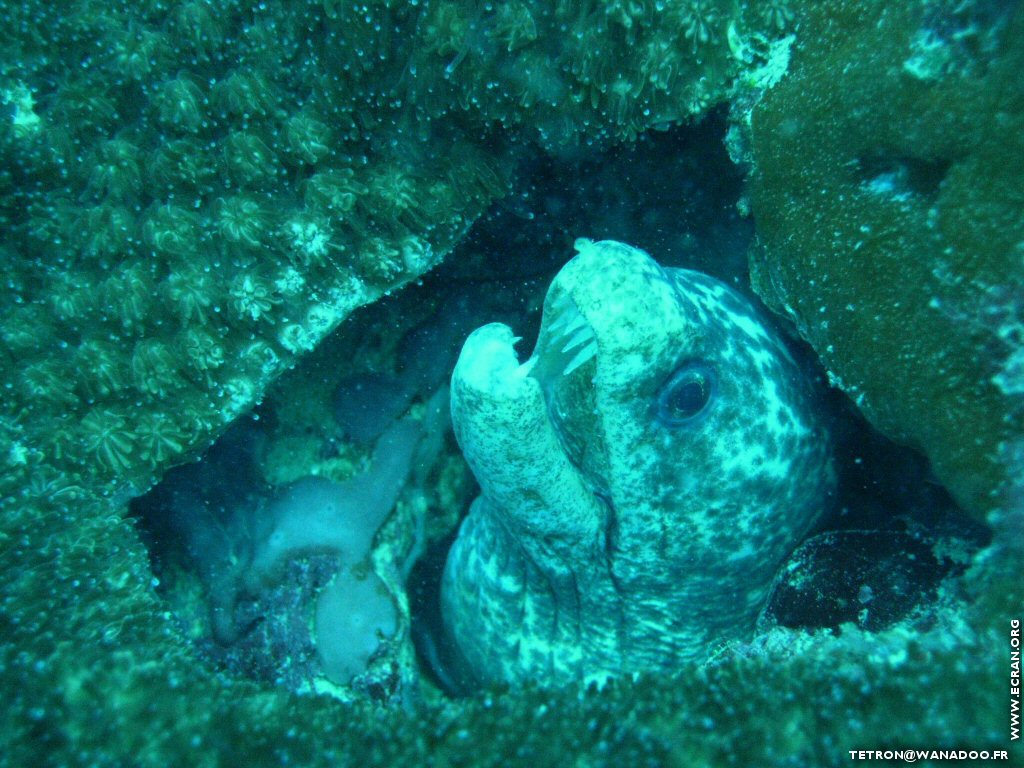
[491,3,538,53]
[303,170,366,217]
[153,75,208,134]
[162,267,214,323]
[143,204,203,259]
[20,360,79,408]
[78,407,136,474]
[357,237,405,285]
[112,24,169,81]
[179,328,225,380]
[223,131,278,186]
[211,71,279,119]
[75,340,129,400]
[170,0,226,58]
[229,273,280,323]
[217,196,271,247]
[131,338,185,397]
[101,267,155,333]
[680,0,720,50]
[135,413,188,464]
[283,215,334,266]
[760,0,795,31]
[87,139,143,202]
[284,113,332,165]
[78,205,138,260]
[369,166,425,227]
[148,138,216,192]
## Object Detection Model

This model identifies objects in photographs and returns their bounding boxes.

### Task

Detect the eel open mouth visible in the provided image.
[527,282,611,502]
[531,288,598,380]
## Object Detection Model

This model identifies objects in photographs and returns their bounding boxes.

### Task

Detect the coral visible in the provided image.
[748,0,1023,517]
[760,0,794,31]
[303,170,365,218]
[170,0,225,59]
[222,131,277,186]
[135,413,189,465]
[179,328,225,380]
[44,281,95,325]
[211,70,279,119]
[76,340,129,400]
[283,112,332,165]
[283,215,334,266]
[148,138,216,192]
[87,138,143,202]
[19,359,79,408]
[357,237,405,285]
[2,0,526,507]
[2,305,56,353]
[131,339,185,397]
[369,166,425,227]
[78,205,138,261]
[216,195,271,248]
[143,204,203,260]
[680,0,720,50]
[78,407,137,474]
[491,2,538,53]
[229,274,280,323]
[162,267,214,323]
[278,324,316,355]
[400,0,782,150]
[152,74,207,134]
[239,340,280,380]
[103,266,157,333]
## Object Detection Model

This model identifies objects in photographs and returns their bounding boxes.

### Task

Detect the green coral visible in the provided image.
[78,407,137,475]
[748,0,1023,517]
[1,0,529,496]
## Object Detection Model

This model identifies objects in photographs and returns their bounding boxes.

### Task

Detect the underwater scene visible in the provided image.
[1,0,1022,765]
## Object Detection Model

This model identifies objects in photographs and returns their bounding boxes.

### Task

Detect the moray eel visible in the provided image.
[442,239,835,687]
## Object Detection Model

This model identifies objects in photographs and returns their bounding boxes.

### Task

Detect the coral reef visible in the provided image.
[0,0,515,499]
[748,0,1024,517]
[0,0,1019,765]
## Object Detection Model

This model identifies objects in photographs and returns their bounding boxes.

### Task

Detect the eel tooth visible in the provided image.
[562,341,597,376]
[561,325,595,354]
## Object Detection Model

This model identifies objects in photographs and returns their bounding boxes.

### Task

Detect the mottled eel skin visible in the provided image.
[443,239,834,687]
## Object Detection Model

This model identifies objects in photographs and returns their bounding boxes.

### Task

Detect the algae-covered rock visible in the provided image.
[2,475,1019,766]
[748,0,1024,516]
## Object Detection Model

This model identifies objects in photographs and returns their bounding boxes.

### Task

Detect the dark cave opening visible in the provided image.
[131,111,988,700]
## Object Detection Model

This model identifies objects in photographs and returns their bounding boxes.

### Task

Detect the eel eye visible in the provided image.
[656,362,715,427]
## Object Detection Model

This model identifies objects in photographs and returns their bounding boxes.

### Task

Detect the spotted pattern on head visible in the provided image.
[442,240,834,687]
